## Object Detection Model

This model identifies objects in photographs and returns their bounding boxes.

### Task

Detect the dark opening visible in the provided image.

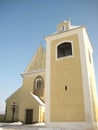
[33,76,44,97]
[65,85,67,91]
[25,109,33,124]
[37,80,41,89]
[57,42,72,58]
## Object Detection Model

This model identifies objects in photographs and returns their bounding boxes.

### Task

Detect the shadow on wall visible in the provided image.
[0,114,5,122]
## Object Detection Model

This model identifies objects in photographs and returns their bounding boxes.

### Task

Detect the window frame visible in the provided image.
[56,41,74,60]
[35,78,42,89]
[33,76,44,97]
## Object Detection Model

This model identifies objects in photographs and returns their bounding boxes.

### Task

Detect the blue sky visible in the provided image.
[0,0,98,113]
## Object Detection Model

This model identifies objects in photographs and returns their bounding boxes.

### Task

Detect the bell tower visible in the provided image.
[45,21,98,129]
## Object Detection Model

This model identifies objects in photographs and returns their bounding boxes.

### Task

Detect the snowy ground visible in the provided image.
[0,122,23,127]
[0,122,98,130]
[0,122,45,130]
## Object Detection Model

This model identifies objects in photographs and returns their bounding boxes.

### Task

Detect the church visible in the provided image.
[5,45,45,124]
[5,20,98,129]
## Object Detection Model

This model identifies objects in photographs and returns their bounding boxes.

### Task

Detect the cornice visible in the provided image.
[45,26,85,41]
[21,69,45,77]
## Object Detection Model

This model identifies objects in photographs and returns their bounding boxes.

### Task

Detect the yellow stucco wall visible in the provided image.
[5,71,45,122]
[50,34,85,122]
[96,106,98,121]
[22,72,45,99]
[5,87,23,122]
[19,94,39,123]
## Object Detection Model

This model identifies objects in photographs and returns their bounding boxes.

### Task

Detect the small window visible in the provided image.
[35,78,42,89]
[65,85,67,91]
[57,42,72,58]
[36,79,41,89]
[33,76,44,97]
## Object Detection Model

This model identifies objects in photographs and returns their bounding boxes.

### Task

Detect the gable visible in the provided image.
[25,45,46,72]
[6,87,23,104]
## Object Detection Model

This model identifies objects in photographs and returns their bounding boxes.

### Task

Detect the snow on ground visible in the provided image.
[0,122,46,130]
[0,122,23,127]
[0,122,98,130]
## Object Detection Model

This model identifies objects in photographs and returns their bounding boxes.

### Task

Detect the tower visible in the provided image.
[45,21,98,129]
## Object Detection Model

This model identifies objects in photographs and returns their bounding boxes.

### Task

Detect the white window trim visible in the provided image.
[56,40,74,61]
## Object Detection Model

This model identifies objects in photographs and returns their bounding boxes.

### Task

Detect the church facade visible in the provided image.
[5,45,45,124]
[45,21,98,129]
[5,21,98,129]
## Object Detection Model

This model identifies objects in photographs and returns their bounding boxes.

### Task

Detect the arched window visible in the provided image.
[36,78,42,89]
[57,42,72,58]
[33,76,44,97]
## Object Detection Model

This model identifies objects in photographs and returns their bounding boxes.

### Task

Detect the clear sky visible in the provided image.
[0,0,98,114]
